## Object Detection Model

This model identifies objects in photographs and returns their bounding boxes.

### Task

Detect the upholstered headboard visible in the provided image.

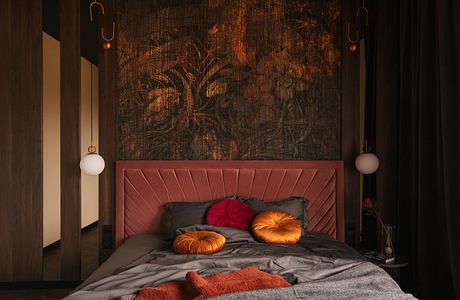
[116,160,344,247]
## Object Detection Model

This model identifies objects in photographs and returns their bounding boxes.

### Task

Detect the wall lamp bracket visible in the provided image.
[89,0,105,22]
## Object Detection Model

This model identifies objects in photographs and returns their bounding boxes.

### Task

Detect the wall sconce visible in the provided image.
[89,0,116,51]
[347,0,369,53]
[102,22,115,50]
[89,0,104,22]
[347,23,359,52]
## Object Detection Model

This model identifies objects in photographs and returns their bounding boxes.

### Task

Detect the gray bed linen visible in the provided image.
[76,234,169,290]
[175,225,256,243]
[210,262,415,300]
[65,228,416,300]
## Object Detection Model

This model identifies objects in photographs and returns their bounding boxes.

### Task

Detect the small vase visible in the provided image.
[381,224,394,257]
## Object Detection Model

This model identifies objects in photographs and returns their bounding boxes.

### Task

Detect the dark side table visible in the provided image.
[371,256,408,284]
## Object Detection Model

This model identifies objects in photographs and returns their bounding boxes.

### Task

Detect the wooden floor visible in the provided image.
[0,289,73,300]
[0,226,99,300]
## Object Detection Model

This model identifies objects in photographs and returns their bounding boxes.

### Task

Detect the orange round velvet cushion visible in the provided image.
[251,210,301,244]
[173,231,226,254]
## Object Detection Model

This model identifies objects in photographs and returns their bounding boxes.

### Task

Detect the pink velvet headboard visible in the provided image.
[116,160,344,247]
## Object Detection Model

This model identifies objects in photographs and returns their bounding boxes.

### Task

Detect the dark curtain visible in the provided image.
[362,0,378,251]
[362,0,400,254]
[397,0,460,299]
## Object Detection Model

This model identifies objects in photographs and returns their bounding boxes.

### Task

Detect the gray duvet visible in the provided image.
[65,226,416,300]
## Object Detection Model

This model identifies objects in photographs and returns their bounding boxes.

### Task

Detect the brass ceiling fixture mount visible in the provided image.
[102,22,115,50]
[89,0,116,50]
[347,0,369,53]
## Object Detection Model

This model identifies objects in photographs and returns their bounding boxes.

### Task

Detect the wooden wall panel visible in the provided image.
[98,0,118,263]
[341,0,361,247]
[60,0,81,280]
[0,0,43,281]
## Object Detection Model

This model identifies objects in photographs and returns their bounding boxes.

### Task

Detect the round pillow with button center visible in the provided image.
[206,199,254,230]
[173,231,226,254]
[251,210,301,244]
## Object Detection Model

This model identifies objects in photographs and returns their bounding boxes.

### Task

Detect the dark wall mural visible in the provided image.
[117,0,341,160]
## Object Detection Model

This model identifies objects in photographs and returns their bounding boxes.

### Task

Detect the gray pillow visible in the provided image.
[244,196,309,235]
[163,195,240,240]
[175,225,255,244]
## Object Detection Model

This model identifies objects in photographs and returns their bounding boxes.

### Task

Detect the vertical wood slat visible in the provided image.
[60,0,81,280]
[0,0,43,281]
[341,0,361,247]
[99,0,118,263]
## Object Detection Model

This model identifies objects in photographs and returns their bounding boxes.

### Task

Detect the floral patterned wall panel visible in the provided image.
[117,0,341,160]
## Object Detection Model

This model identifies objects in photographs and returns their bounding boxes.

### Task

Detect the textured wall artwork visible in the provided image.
[117,0,341,160]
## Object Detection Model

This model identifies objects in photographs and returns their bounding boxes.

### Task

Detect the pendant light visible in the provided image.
[80,64,105,176]
[355,140,379,174]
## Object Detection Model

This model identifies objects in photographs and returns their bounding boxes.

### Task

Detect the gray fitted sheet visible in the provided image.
[77,234,168,290]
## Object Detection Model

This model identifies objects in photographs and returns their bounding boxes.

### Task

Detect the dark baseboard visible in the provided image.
[0,281,81,290]
[43,221,99,253]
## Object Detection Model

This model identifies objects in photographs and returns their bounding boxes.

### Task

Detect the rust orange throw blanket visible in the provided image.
[135,266,290,300]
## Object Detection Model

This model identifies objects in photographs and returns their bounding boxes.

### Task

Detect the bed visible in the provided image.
[65,160,415,300]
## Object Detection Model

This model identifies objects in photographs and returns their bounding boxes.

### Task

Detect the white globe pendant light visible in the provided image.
[355,140,379,175]
[80,146,105,176]
[355,152,379,174]
[80,64,105,176]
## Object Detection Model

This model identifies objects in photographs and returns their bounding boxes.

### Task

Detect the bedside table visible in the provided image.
[372,256,408,284]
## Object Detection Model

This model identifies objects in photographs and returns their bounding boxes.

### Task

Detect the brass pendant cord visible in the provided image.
[88,63,96,154]
[90,63,93,147]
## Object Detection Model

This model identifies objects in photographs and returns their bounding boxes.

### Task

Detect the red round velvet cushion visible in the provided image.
[206,200,254,230]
